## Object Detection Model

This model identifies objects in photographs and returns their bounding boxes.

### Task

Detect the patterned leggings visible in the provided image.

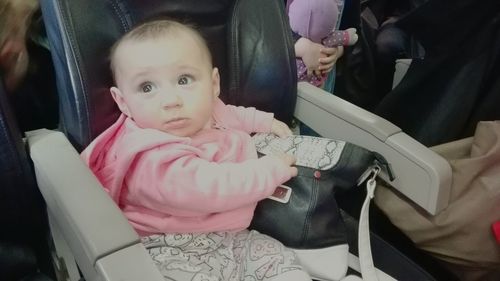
[141,229,311,281]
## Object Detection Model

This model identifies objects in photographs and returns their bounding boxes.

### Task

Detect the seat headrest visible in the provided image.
[42,0,296,150]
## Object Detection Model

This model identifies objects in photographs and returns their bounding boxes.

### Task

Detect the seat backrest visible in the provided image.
[0,81,43,242]
[41,0,297,151]
[0,80,54,280]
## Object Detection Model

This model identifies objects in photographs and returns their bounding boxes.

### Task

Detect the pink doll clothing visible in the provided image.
[81,98,295,236]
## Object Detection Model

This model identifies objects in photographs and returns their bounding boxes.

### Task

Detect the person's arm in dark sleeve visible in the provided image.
[291,30,301,44]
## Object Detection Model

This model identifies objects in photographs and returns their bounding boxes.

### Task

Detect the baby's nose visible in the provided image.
[160,91,182,108]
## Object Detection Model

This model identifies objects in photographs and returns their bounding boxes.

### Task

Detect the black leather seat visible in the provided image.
[36,0,453,280]
[41,0,296,151]
[0,80,54,281]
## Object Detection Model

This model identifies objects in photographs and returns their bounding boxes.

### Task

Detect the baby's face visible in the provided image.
[111,32,219,137]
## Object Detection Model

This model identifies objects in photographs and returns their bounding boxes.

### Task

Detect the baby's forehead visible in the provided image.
[113,38,212,77]
[111,25,213,78]
[120,30,207,54]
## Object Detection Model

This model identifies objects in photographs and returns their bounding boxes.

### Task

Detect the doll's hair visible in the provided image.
[287,0,339,43]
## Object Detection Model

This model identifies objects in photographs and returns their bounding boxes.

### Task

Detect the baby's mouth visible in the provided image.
[163,118,189,130]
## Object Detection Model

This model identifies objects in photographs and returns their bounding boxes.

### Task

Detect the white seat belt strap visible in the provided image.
[358,166,380,281]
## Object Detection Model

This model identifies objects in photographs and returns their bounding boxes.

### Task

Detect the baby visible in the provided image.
[81,19,311,281]
[288,0,358,87]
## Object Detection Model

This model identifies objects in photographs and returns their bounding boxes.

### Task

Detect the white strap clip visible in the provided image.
[366,166,380,199]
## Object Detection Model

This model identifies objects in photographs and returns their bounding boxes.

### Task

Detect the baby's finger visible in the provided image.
[275,127,289,138]
[284,153,296,165]
[283,126,293,137]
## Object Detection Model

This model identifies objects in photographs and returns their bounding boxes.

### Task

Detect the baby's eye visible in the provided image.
[140,82,155,93]
[178,75,194,85]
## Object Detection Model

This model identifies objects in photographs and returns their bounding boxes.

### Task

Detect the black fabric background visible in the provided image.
[375,0,500,146]
[336,0,500,146]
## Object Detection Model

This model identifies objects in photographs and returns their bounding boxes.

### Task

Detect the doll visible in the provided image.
[288,0,358,87]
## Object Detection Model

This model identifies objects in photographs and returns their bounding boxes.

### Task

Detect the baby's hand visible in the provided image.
[271,119,293,138]
[270,151,298,177]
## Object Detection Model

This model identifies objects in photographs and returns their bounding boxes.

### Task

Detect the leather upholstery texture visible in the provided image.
[36,1,453,280]
[41,0,297,151]
[0,81,54,280]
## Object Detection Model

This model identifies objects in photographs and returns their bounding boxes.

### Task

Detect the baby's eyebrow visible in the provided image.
[132,66,156,75]
[128,72,154,85]
[175,65,201,73]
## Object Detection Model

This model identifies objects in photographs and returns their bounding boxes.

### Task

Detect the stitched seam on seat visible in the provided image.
[60,0,132,146]
[276,0,297,117]
[229,0,242,104]
[110,0,132,33]
[55,0,91,144]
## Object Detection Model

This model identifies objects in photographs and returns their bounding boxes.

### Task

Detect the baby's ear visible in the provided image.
[212,67,221,97]
[110,87,131,116]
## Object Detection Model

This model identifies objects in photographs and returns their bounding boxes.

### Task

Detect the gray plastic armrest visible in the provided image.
[27,129,162,280]
[97,244,164,281]
[294,82,452,214]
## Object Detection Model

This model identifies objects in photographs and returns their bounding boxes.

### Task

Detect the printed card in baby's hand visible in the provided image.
[252,133,346,170]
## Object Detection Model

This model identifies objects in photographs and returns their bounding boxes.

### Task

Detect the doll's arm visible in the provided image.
[322,28,358,48]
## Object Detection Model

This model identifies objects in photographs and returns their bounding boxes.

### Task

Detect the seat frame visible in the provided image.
[27,81,450,280]
[27,0,451,279]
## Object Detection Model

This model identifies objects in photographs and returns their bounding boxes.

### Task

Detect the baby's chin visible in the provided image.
[159,126,202,138]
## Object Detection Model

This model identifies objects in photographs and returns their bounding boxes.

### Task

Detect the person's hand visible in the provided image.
[270,151,298,177]
[294,37,322,76]
[295,37,345,77]
[271,118,292,138]
[318,45,344,75]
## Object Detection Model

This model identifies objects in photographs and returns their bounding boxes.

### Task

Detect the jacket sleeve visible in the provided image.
[215,99,274,133]
[291,30,301,44]
[125,147,293,214]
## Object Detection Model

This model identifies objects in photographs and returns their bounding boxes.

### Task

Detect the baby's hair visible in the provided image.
[109,19,212,80]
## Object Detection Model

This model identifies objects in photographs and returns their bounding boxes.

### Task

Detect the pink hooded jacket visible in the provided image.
[81,98,294,236]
